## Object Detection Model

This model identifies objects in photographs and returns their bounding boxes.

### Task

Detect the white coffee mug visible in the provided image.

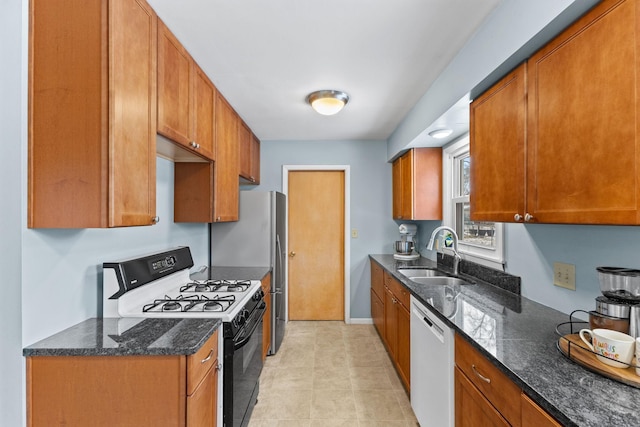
[579,328,635,369]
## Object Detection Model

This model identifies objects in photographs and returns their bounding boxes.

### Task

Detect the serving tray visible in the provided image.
[558,333,640,389]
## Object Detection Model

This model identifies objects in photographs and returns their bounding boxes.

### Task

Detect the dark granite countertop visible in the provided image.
[23,266,270,358]
[23,317,221,357]
[370,254,640,427]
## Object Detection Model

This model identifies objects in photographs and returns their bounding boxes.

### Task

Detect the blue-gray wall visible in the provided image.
[250,140,399,319]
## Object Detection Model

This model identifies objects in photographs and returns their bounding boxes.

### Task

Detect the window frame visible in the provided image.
[442,135,504,269]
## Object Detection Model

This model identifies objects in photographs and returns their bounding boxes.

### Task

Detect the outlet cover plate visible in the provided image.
[553,262,576,290]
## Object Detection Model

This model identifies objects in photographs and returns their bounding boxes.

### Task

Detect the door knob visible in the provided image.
[289,251,296,257]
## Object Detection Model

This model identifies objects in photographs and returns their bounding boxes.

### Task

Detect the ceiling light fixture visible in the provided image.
[306,90,349,116]
[428,128,453,139]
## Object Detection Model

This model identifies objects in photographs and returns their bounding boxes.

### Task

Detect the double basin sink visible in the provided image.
[397,268,474,287]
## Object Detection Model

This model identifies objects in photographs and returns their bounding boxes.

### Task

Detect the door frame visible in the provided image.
[282,165,351,323]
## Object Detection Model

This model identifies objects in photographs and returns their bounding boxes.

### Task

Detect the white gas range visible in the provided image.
[102,246,267,427]
[102,246,263,324]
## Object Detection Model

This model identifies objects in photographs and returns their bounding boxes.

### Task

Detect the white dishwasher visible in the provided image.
[410,295,455,427]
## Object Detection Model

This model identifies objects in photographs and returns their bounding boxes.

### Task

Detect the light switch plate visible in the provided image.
[351,229,358,238]
[553,262,576,290]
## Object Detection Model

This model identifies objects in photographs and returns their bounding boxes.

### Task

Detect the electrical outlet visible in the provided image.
[351,229,358,238]
[553,262,576,290]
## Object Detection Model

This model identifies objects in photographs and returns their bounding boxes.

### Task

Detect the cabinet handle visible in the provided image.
[201,349,214,364]
[216,216,221,222]
[524,213,534,222]
[151,216,160,224]
[216,362,222,371]
[250,176,255,182]
[514,214,523,222]
[190,141,198,149]
[472,364,491,383]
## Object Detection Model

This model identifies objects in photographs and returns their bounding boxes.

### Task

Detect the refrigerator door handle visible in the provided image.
[276,234,283,284]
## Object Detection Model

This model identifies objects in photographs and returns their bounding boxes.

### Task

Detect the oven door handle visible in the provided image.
[234,302,266,350]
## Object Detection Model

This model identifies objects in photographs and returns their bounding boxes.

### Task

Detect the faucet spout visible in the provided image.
[427,226,462,275]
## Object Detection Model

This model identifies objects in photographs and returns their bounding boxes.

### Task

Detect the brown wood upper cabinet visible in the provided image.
[239,122,261,184]
[470,63,526,224]
[28,0,158,228]
[158,20,215,161]
[392,148,442,220]
[174,93,239,223]
[471,0,640,225]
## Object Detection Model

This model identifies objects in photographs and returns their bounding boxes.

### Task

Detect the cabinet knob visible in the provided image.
[151,216,159,224]
[524,213,534,222]
[514,214,523,222]
[289,251,296,258]
[216,216,221,222]
[190,141,198,149]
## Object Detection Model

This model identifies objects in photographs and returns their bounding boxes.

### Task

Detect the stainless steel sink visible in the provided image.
[408,277,473,286]
[397,268,447,278]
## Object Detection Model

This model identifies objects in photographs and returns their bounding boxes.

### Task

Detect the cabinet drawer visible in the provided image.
[384,272,410,308]
[187,330,218,395]
[455,334,521,426]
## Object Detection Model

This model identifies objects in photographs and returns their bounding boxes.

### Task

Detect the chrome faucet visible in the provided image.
[427,226,462,275]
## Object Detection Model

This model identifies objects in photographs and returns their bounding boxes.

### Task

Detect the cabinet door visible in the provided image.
[396,304,411,391]
[392,158,403,219]
[187,363,218,427]
[249,133,261,184]
[238,122,252,180]
[371,289,385,339]
[109,0,157,227]
[521,394,561,427]
[527,0,640,224]
[174,162,214,223]
[157,19,192,147]
[399,152,413,220]
[455,368,511,427]
[470,64,526,223]
[384,286,398,359]
[214,94,240,222]
[193,64,216,160]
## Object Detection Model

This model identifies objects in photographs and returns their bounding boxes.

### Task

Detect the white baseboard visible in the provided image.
[348,318,374,325]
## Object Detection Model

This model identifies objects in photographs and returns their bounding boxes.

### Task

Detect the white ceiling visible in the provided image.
[147,0,502,142]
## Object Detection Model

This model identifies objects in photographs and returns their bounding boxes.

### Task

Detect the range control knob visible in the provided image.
[253,291,263,301]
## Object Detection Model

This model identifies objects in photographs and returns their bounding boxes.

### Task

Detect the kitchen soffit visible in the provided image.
[147,0,502,141]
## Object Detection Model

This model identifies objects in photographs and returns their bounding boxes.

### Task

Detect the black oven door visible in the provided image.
[224,302,265,427]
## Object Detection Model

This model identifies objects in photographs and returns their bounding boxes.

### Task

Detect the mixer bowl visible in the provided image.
[394,241,414,254]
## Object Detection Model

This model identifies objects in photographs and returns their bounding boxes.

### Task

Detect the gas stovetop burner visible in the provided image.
[142,294,237,313]
[180,279,252,293]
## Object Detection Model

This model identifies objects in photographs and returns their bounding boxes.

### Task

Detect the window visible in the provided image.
[443,135,504,269]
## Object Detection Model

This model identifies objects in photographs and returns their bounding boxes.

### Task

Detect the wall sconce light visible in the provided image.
[306,90,349,116]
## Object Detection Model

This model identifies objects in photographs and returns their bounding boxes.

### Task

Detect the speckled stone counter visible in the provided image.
[370,254,640,427]
[23,317,221,357]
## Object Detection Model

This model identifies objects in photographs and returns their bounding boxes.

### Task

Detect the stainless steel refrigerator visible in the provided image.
[210,190,286,355]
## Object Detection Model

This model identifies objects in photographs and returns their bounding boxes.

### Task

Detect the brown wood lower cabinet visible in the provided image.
[27,330,219,427]
[455,333,562,427]
[455,367,511,427]
[379,269,410,392]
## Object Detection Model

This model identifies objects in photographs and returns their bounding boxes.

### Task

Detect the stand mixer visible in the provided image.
[394,224,420,260]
